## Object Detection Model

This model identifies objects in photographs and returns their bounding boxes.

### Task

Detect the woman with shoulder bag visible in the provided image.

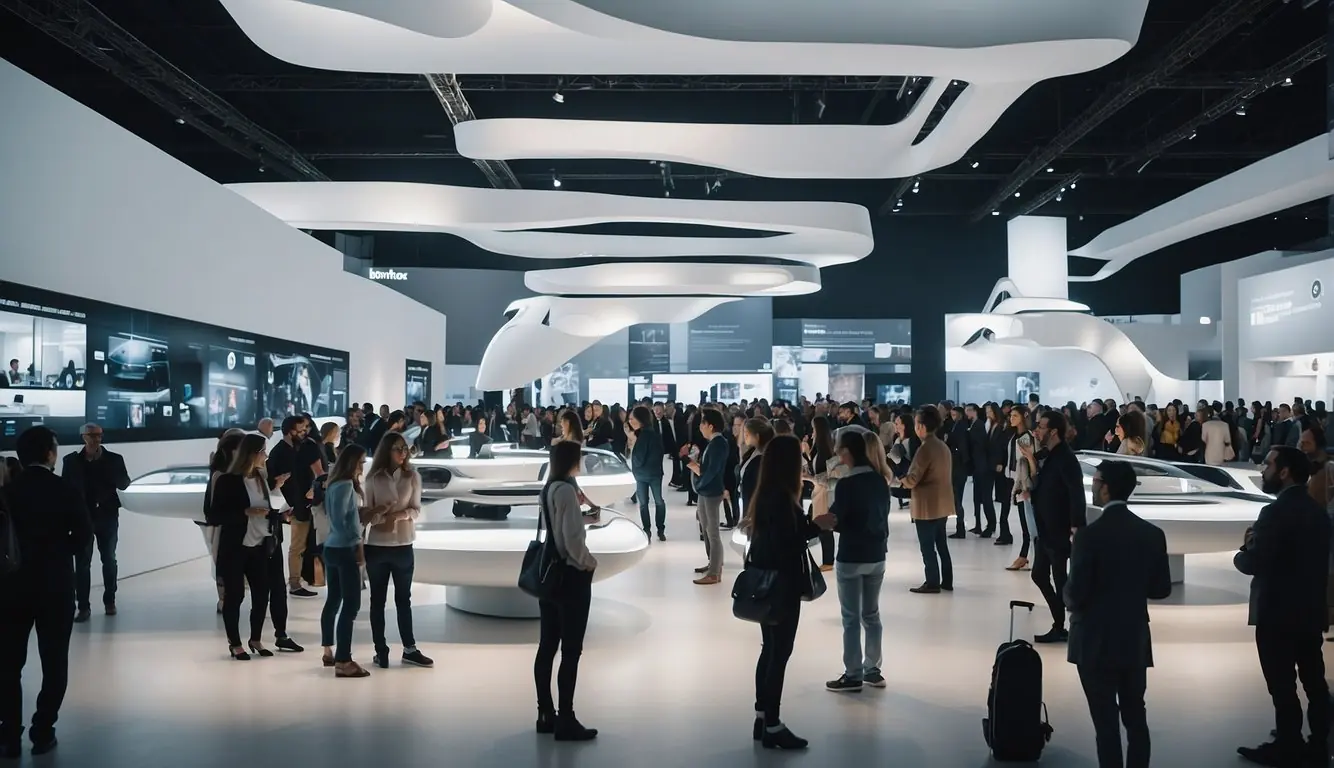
[743,435,836,750]
[533,440,599,741]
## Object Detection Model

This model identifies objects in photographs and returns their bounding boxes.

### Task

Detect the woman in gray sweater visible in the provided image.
[534,440,599,741]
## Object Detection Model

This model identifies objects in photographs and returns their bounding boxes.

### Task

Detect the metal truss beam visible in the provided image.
[968,0,1279,221]
[205,74,917,93]
[0,0,326,181]
[423,73,520,189]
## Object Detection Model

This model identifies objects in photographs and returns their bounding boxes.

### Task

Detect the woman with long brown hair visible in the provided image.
[362,432,430,669]
[804,415,837,571]
[204,429,246,613]
[557,409,584,444]
[211,434,300,659]
[319,444,386,677]
[742,435,835,750]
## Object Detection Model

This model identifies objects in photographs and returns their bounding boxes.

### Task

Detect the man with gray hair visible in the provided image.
[62,422,130,622]
[256,418,275,439]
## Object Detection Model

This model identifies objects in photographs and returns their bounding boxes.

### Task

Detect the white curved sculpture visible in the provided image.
[477,295,734,391]
[214,0,1146,78]
[227,181,874,270]
[415,510,649,617]
[523,262,821,297]
[1071,135,1334,282]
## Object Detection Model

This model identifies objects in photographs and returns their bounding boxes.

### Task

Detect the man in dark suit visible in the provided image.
[1084,401,1114,452]
[1235,446,1330,768]
[945,405,971,539]
[656,402,682,488]
[61,422,130,622]
[965,403,996,537]
[0,426,92,757]
[1065,460,1172,768]
[1029,410,1087,643]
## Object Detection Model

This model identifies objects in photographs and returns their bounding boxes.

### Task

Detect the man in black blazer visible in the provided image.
[1065,460,1171,768]
[1029,410,1087,643]
[61,422,130,622]
[656,402,682,488]
[965,403,996,537]
[945,406,971,539]
[1235,446,1330,768]
[0,426,92,757]
[1084,401,1114,452]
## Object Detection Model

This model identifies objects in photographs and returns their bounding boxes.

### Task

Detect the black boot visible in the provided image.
[535,708,556,735]
[554,711,598,741]
[761,725,809,750]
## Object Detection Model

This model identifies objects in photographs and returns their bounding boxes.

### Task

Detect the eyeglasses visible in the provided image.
[392,445,409,454]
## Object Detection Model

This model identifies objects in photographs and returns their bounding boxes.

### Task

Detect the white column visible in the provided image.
[1007,216,1069,300]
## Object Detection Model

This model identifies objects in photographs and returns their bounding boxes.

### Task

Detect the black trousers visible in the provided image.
[754,603,801,727]
[668,453,684,486]
[808,502,835,565]
[0,591,74,742]
[971,471,996,530]
[1257,624,1329,755]
[1031,543,1069,629]
[535,566,594,713]
[1078,663,1150,768]
[74,514,118,611]
[219,542,272,647]
[951,466,967,529]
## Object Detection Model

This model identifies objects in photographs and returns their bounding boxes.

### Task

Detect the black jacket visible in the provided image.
[946,420,970,472]
[1030,441,1087,551]
[657,416,680,453]
[830,467,890,564]
[1234,484,1330,631]
[746,500,820,607]
[588,416,615,448]
[1083,413,1113,451]
[967,420,990,476]
[629,427,664,482]
[987,424,1013,474]
[60,448,130,518]
[739,449,763,512]
[418,424,451,458]
[1064,502,1172,669]
[723,433,740,493]
[1,465,91,594]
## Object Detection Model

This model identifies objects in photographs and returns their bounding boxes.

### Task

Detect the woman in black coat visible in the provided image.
[742,435,835,750]
[985,404,1016,545]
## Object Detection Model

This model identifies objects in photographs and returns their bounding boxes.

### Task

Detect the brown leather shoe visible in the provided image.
[693,575,721,585]
[819,564,834,572]
[1006,557,1030,571]
[335,661,370,678]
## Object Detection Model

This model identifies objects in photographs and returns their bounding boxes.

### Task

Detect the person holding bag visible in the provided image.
[531,440,599,741]
[739,435,836,750]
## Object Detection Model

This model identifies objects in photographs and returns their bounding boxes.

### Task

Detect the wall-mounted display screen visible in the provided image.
[877,384,912,404]
[946,371,1041,405]
[405,359,432,407]
[686,299,773,373]
[0,280,350,450]
[628,323,670,374]
[800,319,912,364]
[1237,256,1334,359]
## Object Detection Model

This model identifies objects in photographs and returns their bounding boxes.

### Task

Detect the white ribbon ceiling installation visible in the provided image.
[524,262,822,297]
[1070,134,1334,282]
[227,181,873,270]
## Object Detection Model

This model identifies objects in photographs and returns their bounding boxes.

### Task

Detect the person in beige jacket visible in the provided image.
[1199,406,1235,466]
[899,405,955,594]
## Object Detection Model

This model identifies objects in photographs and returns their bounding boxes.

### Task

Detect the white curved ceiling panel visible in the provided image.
[214,0,1146,78]
[226,181,873,268]
[477,296,734,390]
[454,80,1029,179]
[1070,135,1334,282]
[524,262,821,297]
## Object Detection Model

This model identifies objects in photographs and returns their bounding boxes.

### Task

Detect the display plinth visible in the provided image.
[1168,554,1185,585]
[445,586,540,618]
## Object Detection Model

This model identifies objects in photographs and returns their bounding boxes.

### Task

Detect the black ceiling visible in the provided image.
[1,0,1330,273]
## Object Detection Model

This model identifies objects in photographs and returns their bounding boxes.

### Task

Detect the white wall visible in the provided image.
[1181,263,1223,324]
[0,60,447,579]
[1112,322,1217,379]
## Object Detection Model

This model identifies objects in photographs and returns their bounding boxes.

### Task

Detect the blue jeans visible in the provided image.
[636,477,667,534]
[835,561,885,680]
[320,545,361,662]
[914,517,953,588]
[364,545,416,655]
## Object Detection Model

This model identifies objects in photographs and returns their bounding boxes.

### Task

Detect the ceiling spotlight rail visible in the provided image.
[424,73,521,189]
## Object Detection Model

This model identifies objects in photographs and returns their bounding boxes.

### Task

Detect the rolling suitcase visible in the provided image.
[982,600,1053,762]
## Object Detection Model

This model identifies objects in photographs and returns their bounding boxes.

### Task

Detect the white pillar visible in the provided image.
[1007,216,1069,300]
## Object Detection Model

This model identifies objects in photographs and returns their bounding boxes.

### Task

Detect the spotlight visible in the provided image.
[1055,194,1063,202]
[970,160,980,169]
[175,117,185,125]
[1235,104,1246,116]
[816,97,827,119]
[911,181,920,194]
[258,166,266,173]
[1014,192,1021,198]
[551,172,561,188]
[552,78,565,103]
[1282,77,1293,87]
[1069,182,1077,189]
[1188,131,1197,140]
[1046,167,1054,173]
[991,211,1000,216]
[1199,317,1212,325]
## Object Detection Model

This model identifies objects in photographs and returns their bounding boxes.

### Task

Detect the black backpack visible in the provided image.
[983,601,1053,762]
[0,491,20,575]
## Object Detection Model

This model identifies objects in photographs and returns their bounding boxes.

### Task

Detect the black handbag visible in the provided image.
[518,483,566,600]
[731,555,781,625]
[799,549,827,602]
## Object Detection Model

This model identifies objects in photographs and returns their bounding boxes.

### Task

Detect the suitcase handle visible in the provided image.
[1008,601,1034,641]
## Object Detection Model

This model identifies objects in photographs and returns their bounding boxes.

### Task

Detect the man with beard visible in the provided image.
[1235,446,1329,767]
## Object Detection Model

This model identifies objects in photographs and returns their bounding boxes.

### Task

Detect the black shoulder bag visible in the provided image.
[731,535,780,625]
[518,482,566,600]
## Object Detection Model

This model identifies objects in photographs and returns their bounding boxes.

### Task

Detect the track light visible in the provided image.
[911,180,920,194]
[1046,167,1054,173]
[1235,104,1246,116]
[1188,130,1197,140]
[174,117,185,125]
[1055,194,1063,202]
[552,78,565,103]
[551,172,561,188]
[1282,77,1294,87]
[991,211,1001,216]
[1069,182,1077,189]
[816,96,826,119]
[970,160,980,169]
[258,166,266,173]
[1014,192,1021,198]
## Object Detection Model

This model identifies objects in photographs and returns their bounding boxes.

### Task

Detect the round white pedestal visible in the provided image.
[445,586,540,618]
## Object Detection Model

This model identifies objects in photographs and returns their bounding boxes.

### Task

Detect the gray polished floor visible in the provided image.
[14,496,1297,767]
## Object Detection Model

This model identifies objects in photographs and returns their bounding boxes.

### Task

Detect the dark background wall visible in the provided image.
[350,212,1309,401]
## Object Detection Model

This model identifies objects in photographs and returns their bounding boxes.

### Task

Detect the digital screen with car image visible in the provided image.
[260,348,348,421]
[208,344,258,429]
[0,287,89,441]
[97,334,173,429]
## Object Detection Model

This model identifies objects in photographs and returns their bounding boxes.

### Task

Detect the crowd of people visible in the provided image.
[1,391,1332,764]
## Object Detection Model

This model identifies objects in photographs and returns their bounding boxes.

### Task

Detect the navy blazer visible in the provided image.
[693,434,728,497]
[1234,484,1330,630]
[1064,502,1172,669]
[629,427,664,481]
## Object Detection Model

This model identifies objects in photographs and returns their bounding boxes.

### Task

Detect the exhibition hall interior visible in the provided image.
[3,0,1334,766]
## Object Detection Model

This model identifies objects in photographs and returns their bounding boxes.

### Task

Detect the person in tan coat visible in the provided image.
[900,405,955,594]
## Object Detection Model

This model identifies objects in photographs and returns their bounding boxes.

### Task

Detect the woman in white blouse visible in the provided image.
[362,432,432,669]
[533,440,598,741]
